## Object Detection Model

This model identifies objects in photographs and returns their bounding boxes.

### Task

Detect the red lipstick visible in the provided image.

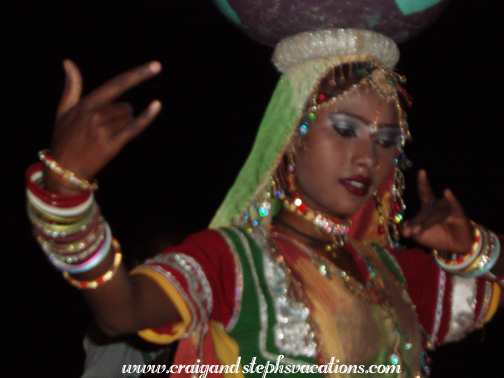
[339,176,371,196]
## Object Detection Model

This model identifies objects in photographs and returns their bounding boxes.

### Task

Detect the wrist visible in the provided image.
[42,165,87,195]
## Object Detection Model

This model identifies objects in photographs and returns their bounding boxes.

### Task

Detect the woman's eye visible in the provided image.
[332,121,357,137]
[375,129,400,148]
[375,139,396,148]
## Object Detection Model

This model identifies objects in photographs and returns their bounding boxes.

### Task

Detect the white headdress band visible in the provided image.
[272,28,400,73]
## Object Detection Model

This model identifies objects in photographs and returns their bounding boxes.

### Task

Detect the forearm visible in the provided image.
[27,162,180,337]
[78,256,181,337]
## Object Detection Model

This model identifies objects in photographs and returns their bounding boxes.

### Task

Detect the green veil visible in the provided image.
[209,29,401,236]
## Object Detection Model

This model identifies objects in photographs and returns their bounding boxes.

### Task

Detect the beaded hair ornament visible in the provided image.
[273,57,412,247]
[211,29,412,248]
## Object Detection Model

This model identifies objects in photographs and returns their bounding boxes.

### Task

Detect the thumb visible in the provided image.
[56,59,83,120]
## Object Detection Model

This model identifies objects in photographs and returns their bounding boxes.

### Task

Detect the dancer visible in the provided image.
[27,30,502,377]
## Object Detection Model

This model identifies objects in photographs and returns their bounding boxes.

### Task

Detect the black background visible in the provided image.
[2,0,504,376]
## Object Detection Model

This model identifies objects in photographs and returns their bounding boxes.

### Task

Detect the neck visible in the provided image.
[273,208,349,246]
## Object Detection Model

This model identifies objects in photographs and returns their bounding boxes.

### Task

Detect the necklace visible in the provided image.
[274,217,340,256]
[271,231,422,377]
[276,191,351,247]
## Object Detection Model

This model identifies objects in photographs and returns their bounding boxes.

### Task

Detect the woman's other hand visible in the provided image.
[44,59,162,194]
[401,169,475,255]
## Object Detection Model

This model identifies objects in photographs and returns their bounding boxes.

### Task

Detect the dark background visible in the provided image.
[2,0,504,376]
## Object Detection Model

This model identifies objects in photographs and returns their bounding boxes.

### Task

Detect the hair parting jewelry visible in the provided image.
[38,149,98,191]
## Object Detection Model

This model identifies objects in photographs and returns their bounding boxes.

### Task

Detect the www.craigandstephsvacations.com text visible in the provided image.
[122,355,401,377]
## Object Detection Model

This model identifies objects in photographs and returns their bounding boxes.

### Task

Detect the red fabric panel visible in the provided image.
[148,229,237,335]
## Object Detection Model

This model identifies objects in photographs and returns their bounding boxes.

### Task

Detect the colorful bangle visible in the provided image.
[27,202,85,224]
[31,212,101,242]
[486,234,502,280]
[37,221,105,262]
[457,227,492,275]
[433,228,480,273]
[48,223,112,273]
[433,223,499,276]
[26,163,91,207]
[62,240,122,289]
[38,150,98,191]
[460,231,500,278]
[27,188,94,218]
[27,202,97,236]
[435,224,481,268]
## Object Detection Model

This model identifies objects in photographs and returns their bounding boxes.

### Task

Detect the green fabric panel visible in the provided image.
[238,228,278,354]
[370,243,406,286]
[209,76,298,228]
[220,228,259,338]
[224,227,319,374]
[210,56,352,229]
[237,228,318,368]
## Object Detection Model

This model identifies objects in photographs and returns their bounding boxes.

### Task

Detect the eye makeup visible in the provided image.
[329,112,400,147]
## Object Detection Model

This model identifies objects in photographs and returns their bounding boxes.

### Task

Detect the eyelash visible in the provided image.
[333,124,356,137]
[333,122,398,148]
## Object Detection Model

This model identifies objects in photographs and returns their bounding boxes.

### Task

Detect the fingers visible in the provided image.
[402,200,451,237]
[84,61,162,109]
[444,189,466,217]
[57,59,83,119]
[115,100,162,145]
[95,102,134,124]
[417,169,436,206]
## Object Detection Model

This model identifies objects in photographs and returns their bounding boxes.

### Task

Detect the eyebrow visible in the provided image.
[334,111,400,129]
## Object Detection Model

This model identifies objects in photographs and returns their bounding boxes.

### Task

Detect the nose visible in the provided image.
[353,132,378,169]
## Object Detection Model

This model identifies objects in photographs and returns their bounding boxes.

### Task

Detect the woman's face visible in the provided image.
[295,86,401,219]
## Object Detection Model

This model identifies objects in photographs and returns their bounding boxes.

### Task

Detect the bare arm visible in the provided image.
[41,60,181,337]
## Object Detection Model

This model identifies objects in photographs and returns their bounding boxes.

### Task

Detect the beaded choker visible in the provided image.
[275,189,351,247]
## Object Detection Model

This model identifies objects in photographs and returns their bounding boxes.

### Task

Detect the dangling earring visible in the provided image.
[374,191,386,236]
[388,153,410,246]
[276,148,298,195]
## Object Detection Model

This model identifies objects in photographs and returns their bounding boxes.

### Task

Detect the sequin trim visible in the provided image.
[230,227,311,365]
[142,253,212,336]
[255,231,317,358]
[473,281,493,329]
[429,270,446,347]
[217,229,244,332]
[135,264,198,337]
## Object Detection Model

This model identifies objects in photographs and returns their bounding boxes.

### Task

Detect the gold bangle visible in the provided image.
[27,201,84,224]
[28,202,97,233]
[38,149,98,191]
[62,240,122,289]
[459,227,491,275]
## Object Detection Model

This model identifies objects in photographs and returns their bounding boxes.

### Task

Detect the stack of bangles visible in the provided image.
[434,222,502,280]
[26,158,122,290]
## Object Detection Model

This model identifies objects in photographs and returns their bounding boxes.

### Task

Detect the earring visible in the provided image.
[388,153,411,246]
[374,191,386,236]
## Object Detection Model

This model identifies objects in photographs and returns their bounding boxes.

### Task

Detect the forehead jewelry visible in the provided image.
[369,105,381,135]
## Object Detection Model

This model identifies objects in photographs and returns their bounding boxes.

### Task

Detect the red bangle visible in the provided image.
[26,163,91,207]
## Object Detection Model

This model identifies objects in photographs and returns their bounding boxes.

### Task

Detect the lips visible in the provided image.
[339,176,371,197]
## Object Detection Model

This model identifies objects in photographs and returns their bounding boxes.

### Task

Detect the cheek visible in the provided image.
[298,132,349,176]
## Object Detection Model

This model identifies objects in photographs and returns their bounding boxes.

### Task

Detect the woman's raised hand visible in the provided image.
[401,169,475,255]
[44,59,162,193]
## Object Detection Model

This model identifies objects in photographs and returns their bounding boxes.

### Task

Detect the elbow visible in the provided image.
[93,317,138,339]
